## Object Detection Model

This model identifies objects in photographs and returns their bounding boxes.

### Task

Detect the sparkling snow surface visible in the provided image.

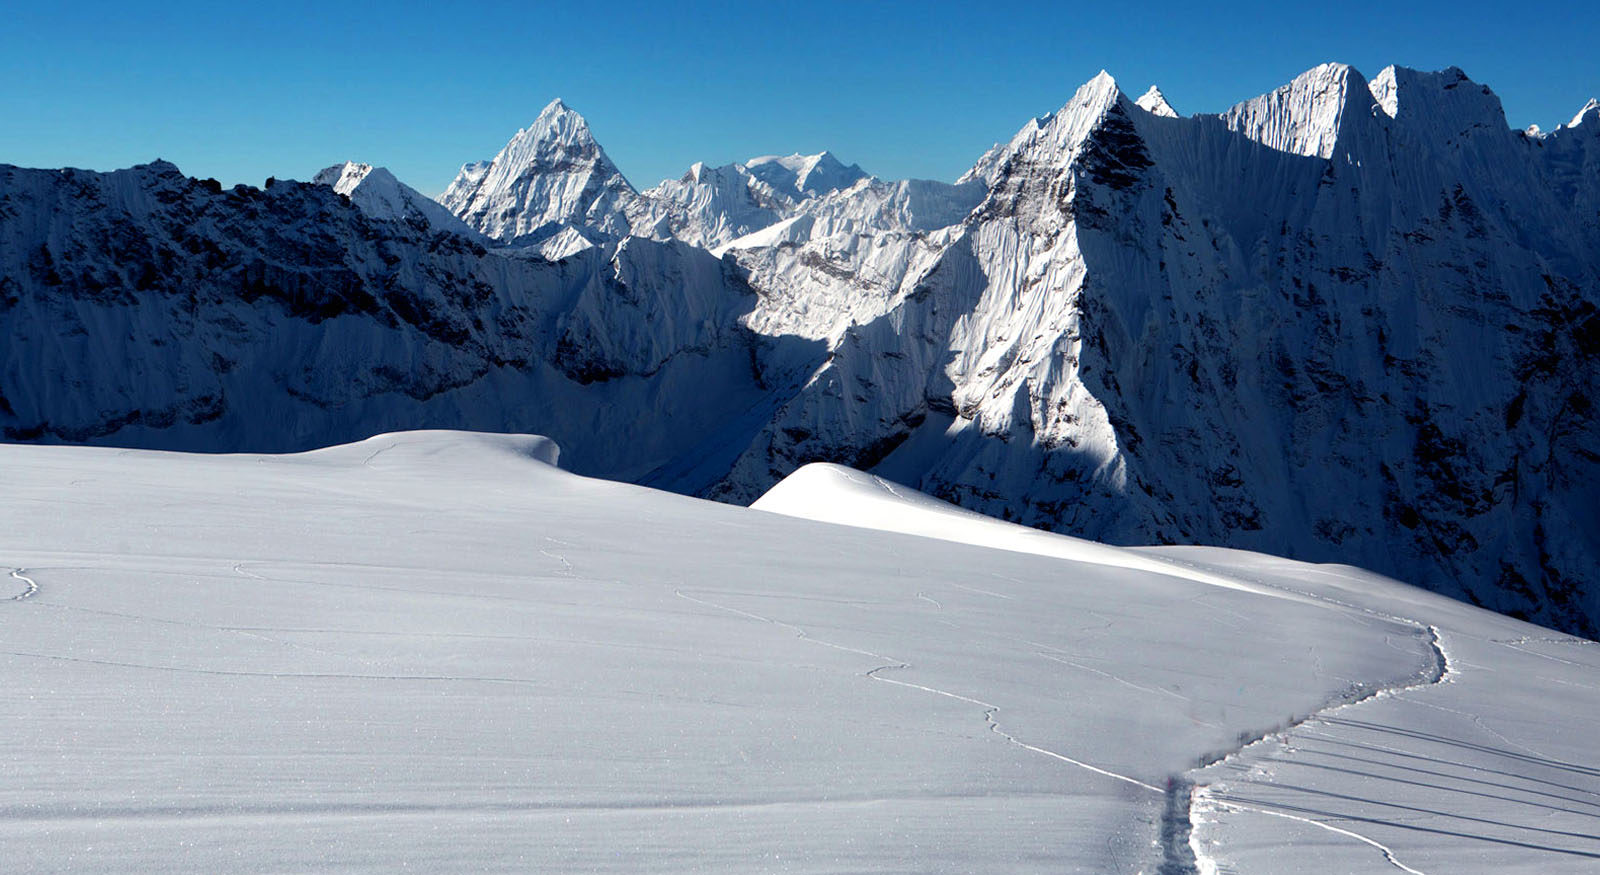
[3,433,1597,872]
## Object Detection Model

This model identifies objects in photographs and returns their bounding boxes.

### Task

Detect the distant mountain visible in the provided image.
[312,161,476,236]
[3,63,1597,636]
[743,151,869,198]
[0,161,770,485]
[437,99,638,245]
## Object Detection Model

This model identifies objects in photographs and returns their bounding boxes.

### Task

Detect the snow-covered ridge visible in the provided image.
[1135,85,1178,118]
[5,62,1600,640]
[743,151,868,197]
[312,161,477,235]
[1570,97,1600,128]
[1220,62,1363,158]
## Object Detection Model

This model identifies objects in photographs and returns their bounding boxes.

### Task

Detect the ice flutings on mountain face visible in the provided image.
[4,64,1599,636]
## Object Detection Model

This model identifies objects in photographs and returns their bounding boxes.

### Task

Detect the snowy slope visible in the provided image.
[6,63,1600,637]
[2,433,1596,873]
[311,161,478,236]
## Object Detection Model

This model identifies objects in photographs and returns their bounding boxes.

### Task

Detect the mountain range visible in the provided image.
[1,62,1596,636]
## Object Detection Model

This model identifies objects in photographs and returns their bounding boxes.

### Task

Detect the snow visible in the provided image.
[1222,62,1360,158]
[437,99,639,243]
[2,433,1596,872]
[1135,86,1178,118]
[743,151,868,198]
[5,61,1600,648]
[1569,97,1599,128]
[312,161,477,235]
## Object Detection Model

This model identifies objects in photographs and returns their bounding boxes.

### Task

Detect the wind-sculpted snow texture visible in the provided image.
[2,63,1598,636]
[2,433,1597,872]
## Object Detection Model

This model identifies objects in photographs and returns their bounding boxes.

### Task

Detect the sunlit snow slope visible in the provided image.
[3,434,1597,872]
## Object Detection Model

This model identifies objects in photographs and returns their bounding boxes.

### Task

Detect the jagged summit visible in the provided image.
[959,69,1127,194]
[1135,85,1178,118]
[437,98,637,243]
[312,161,388,195]
[524,98,598,149]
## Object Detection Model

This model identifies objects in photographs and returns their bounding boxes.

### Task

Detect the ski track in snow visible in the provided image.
[677,534,1466,875]
[1177,612,1452,874]
[1124,552,1459,875]
[7,568,39,601]
[672,588,1164,797]
[1204,798,1431,875]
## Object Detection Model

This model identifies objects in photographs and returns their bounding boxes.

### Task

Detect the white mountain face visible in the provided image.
[3,64,1598,638]
[629,160,795,249]
[438,99,639,244]
[695,64,1600,639]
[743,150,868,198]
[312,161,477,236]
[627,152,873,249]
[1135,85,1178,118]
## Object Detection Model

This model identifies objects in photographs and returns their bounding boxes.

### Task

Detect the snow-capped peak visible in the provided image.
[1135,86,1178,118]
[970,69,1125,180]
[438,98,638,243]
[312,160,378,195]
[522,98,600,151]
[1570,98,1600,128]
[743,151,868,198]
[313,161,475,235]
[1222,62,1363,158]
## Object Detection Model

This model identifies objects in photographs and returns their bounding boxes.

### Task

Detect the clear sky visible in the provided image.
[3,1,1596,197]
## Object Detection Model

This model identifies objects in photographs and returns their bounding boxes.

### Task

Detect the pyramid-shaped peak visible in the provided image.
[520,98,597,146]
[539,97,578,118]
[1136,86,1178,118]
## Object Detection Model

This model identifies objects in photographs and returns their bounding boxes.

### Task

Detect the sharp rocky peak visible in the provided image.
[962,69,1127,187]
[438,97,637,242]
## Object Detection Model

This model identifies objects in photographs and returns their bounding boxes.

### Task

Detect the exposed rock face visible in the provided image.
[3,64,1598,636]
[0,161,771,485]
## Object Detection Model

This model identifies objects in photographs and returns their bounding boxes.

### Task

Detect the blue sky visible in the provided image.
[2,1,1595,196]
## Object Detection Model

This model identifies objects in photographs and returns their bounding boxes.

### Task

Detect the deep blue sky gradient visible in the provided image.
[3,1,1595,195]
